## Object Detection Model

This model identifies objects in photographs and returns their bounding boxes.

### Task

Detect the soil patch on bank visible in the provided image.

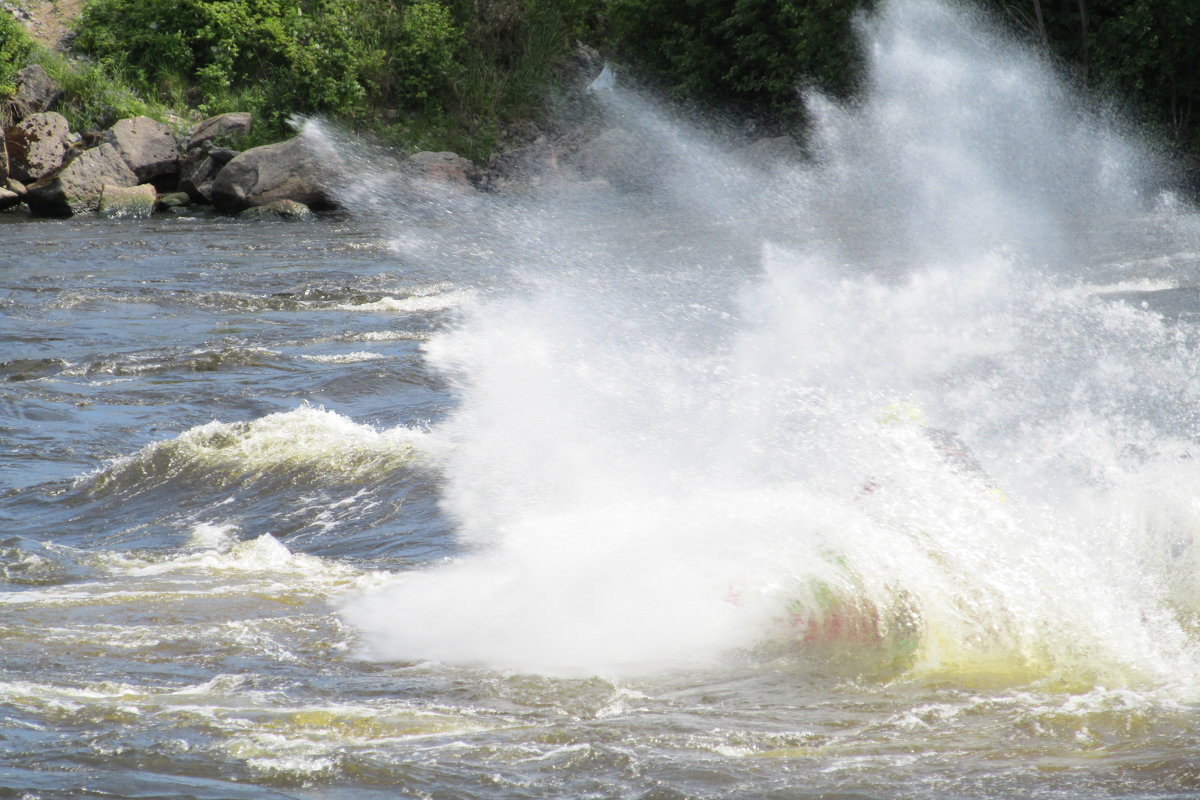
[4,0,86,51]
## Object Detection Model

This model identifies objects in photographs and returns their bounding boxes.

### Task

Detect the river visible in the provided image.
[7,1,1200,797]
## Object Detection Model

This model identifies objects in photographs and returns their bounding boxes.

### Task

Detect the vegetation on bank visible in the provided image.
[2,0,1200,164]
[1,8,169,130]
[67,0,601,158]
[606,0,1200,157]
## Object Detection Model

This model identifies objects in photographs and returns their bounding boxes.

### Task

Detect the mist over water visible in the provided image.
[343,0,1200,684]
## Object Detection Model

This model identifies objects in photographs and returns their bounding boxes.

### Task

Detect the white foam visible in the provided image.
[334,290,474,313]
[300,351,385,363]
[342,0,1200,686]
[83,404,430,490]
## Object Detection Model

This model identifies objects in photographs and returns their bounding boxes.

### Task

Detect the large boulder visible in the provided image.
[186,112,252,150]
[209,135,337,212]
[24,143,138,217]
[102,116,180,189]
[6,112,71,183]
[98,183,158,218]
[178,144,239,203]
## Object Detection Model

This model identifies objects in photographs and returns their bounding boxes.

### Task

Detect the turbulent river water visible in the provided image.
[10,1,1200,797]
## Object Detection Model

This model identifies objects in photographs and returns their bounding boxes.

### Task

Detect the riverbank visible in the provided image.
[0,31,798,221]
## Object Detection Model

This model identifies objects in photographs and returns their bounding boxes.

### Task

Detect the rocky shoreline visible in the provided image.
[0,63,347,220]
[1,57,798,222]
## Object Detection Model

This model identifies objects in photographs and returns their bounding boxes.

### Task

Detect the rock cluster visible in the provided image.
[1,51,802,220]
[0,68,345,220]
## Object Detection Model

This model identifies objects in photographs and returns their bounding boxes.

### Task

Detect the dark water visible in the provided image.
[11,1,1200,797]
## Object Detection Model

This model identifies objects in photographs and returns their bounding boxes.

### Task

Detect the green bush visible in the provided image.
[34,51,164,132]
[0,10,33,100]
[70,0,601,155]
[390,0,463,106]
[72,0,479,142]
[74,0,369,136]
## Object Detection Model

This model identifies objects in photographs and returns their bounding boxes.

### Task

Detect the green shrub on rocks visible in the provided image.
[0,10,33,100]
[69,0,598,157]
[0,9,166,133]
[73,0,371,139]
[33,53,164,133]
[71,0,475,144]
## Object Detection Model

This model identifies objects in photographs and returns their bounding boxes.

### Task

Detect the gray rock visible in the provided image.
[24,143,138,217]
[10,65,63,122]
[6,112,71,183]
[178,144,240,203]
[570,128,661,192]
[237,198,313,220]
[155,191,191,210]
[207,146,239,167]
[102,116,180,189]
[0,185,21,211]
[486,137,577,191]
[210,135,337,212]
[567,44,607,94]
[98,183,157,218]
[401,151,479,188]
[186,112,252,150]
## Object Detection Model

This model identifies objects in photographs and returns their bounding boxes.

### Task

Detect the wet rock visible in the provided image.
[6,111,70,183]
[486,136,576,191]
[401,151,479,188]
[102,116,180,189]
[570,127,661,192]
[24,142,138,217]
[186,112,252,150]
[566,43,608,94]
[209,135,337,212]
[178,144,239,203]
[0,184,21,210]
[98,183,157,218]
[155,191,191,211]
[237,198,313,220]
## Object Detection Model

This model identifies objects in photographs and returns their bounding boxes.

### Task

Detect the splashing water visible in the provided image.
[344,0,1200,685]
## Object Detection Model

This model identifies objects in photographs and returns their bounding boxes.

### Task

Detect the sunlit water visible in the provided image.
[8,1,1200,797]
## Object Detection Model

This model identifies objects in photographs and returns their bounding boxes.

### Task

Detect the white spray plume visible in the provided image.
[343,0,1200,685]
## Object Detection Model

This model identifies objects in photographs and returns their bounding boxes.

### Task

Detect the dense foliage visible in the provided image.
[0,0,1196,165]
[987,0,1200,152]
[605,0,1200,156]
[69,0,600,154]
[0,8,32,101]
[605,0,870,125]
